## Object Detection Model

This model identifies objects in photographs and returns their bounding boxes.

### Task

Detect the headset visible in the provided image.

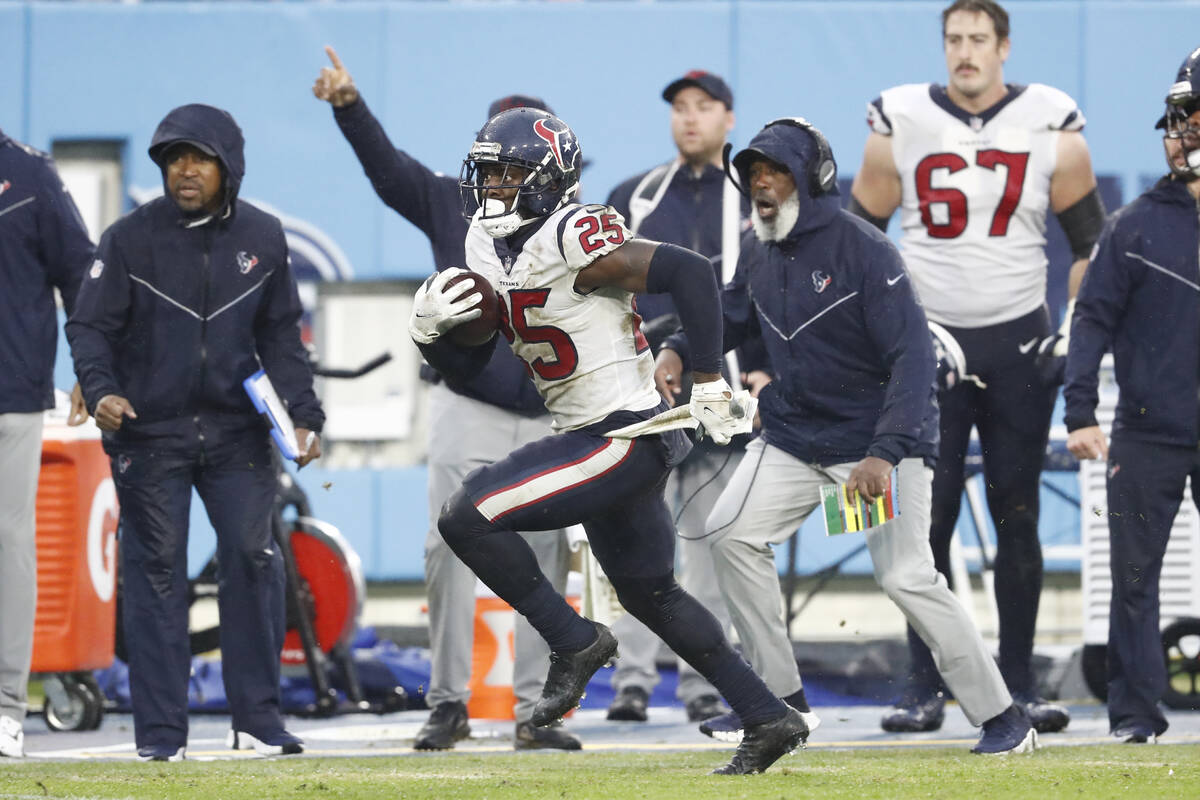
[722,116,838,198]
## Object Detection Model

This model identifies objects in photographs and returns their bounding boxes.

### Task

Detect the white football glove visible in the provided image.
[408,268,483,344]
[689,377,757,445]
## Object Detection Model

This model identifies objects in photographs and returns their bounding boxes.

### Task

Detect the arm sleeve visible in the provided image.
[662,241,761,370]
[415,335,499,384]
[65,229,130,411]
[254,225,325,432]
[645,243,722,374]
[1063,220,1126,431]
[36,159,96,316]
[333,96,461,242]
[861,247,935,465]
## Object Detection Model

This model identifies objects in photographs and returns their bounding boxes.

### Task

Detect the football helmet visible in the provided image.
[928,321,986,392]
[1157,47,1200,179]
[461,108,582,238]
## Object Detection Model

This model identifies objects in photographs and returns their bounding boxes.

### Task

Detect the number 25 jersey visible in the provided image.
[464,202,660,431]
[867,83,1085,328]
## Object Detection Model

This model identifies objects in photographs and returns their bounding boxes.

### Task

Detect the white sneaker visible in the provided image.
[0,715,25,758]
[226,729,304,756]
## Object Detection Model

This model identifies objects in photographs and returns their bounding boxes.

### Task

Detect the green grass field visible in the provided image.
[0,746,1196,800]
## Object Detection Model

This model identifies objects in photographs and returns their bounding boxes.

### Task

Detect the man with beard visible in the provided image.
[656,116,1035,755]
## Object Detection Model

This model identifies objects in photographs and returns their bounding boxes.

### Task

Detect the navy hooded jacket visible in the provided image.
[67,104,323,451]
[669,122,939,466]
[1064,176,1200,446]
[0,129,95,412]
[332,96,546,416]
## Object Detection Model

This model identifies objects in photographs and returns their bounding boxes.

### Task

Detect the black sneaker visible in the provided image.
[414,701,471,750]
[514,719,582,750]
[685,694,728,723]
[1012,691,1070,734]
[1112,724,1158,744]
[227,729,304,756]
[711,706,809,775]
[971,703,1038,755]
[700,708,822,743]
[880,692,946,733]
[136,744,186,762]
[530,622,618,726]
[606,686,649,722]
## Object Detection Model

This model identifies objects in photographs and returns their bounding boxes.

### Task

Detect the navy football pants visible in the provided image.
[112,433,285,749]
[438,423,786,725]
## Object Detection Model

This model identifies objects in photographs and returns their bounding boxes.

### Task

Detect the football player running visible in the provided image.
[408,107,805,775]
[849,0,1105,736]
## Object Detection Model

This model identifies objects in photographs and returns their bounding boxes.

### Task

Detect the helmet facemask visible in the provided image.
[1163,82,1200,180]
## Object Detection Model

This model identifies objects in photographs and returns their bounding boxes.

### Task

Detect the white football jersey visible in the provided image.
[464,203,661,431]
[867,83,1084,328]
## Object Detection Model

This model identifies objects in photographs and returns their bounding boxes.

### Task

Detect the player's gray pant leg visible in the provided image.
[0,413,42,723]
[705,438,812,697]
[423,384,569,720]
[848,458,1011,726]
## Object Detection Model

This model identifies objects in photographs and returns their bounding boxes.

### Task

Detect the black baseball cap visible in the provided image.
[487,94,554,120]
[662,70,733,109]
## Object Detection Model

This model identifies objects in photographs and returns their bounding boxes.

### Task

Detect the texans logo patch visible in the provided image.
[0,180,10,197]
[237,251,259,274]
[811,270,832,293]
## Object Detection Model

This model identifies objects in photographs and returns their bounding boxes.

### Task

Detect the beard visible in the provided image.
[751,191,800,242]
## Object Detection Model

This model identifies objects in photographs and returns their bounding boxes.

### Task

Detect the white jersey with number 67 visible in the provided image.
[868,82,1085,328]
[464,202,661,431]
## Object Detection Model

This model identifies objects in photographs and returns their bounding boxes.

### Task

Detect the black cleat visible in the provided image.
[685,694,729,723]
[514,719,582,750]
[1013,692,1070,734]
[606,686,649,722]
[531,622,618,727]
[880,692,946,733]
[414,701,471,750]
[712,706,809,775]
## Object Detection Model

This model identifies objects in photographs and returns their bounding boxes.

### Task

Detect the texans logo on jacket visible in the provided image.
[237,251,259,274]
[811,270,832,293]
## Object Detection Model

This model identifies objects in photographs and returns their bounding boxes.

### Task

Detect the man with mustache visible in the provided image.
[1063,47,1200,744]
[656,117,1035,754]
[68,104,323,761]
[849,0,1104,736]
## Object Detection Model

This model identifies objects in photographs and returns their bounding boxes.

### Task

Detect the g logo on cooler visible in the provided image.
[87,477,118,602]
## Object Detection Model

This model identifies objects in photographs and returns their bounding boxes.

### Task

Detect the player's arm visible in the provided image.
[575,240,721,383]
[1050,131,1104,297]
[1035,132,1107,384]
[848,132,902,231]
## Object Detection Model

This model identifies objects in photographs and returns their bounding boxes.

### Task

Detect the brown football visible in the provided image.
[444,270,501,347]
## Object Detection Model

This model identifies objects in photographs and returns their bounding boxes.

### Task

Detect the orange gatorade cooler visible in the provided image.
[31,418,119,673]
[466,586,582,720]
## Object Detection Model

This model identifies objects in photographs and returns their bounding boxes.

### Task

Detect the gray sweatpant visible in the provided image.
[424,383,570,723]
[705,439,1010,726]
[609,447,734,704]
[0,413,43,724]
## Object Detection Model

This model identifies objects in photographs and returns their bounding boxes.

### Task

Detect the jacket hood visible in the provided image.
[732,122,840,240]
[148,104,245,214]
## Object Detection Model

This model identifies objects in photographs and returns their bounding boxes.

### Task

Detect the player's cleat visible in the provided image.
[227,728,304,756]
[0,716,24,758]
[1013,691,1070,733]
[685,694,728,723]
[711,706,810,775]
[137,744,186,762]
[1113,725,1158,744]
[880,691,946,732]
[606,686,649,722]
[700,707,821,743]
[531,622,618,726]
[413,701,471,750]
[971,703,1038,755]
[514,719,582,750]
